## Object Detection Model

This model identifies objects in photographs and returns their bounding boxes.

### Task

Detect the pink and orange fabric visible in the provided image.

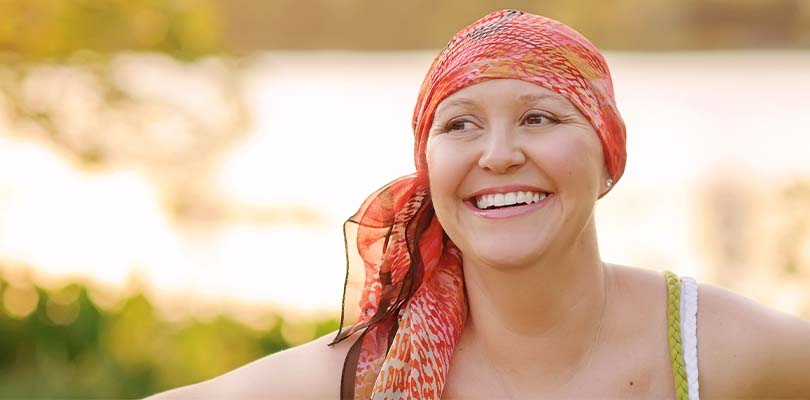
[330,9,627,399]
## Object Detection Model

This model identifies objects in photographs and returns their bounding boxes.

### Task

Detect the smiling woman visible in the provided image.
[147,9,810,400]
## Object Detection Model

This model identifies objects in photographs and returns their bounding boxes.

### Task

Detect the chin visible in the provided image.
[472,238,549,270]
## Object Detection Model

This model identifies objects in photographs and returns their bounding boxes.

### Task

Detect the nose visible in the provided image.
[478,125,526,173]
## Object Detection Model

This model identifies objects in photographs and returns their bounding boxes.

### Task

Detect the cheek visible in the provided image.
[426,144,450,198]
[534,134,603,187]
[426,140,469,219]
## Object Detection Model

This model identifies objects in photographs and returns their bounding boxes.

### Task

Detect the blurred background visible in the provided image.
[1,0,809,397]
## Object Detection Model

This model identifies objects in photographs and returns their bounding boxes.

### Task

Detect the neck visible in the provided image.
[461,216,612,384]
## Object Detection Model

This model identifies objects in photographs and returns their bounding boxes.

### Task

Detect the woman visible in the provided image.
[149,9,810,400]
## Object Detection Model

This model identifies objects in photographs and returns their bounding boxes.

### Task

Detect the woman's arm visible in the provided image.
[698,283,810,399]
[145,330,357,399]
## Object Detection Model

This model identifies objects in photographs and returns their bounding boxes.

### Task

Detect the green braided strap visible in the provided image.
[665,270,689,400]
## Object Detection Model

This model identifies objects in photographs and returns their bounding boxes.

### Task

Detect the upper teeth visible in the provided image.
[475,191,548,209]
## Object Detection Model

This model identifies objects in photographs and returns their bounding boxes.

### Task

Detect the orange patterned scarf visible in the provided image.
[331,9,626,399]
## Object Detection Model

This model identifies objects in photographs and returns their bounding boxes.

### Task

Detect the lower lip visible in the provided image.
[464,194,554,219]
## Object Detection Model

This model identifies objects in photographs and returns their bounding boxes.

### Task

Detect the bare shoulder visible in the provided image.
[145,330,358,400]
[608,264,810,398]
[696,281,810,399]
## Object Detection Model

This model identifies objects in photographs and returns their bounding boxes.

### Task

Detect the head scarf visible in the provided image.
[330,9,626,399]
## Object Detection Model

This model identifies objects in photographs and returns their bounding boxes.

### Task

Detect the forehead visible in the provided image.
[434,78,578,115]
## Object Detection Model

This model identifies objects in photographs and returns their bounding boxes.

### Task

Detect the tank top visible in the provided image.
[664,270,700,400]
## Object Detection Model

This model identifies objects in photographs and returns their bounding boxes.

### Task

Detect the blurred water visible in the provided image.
[1,51,808,318]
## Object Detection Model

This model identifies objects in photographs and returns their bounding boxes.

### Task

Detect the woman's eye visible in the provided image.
[446,119,476,132]
[523,113,557,126]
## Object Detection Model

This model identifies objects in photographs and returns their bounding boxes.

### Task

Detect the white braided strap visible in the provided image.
[679,276,700,400]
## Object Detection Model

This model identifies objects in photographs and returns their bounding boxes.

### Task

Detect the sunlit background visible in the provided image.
[1,1,809,397]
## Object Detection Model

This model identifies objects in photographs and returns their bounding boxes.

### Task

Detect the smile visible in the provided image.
[464,192,554,219]
[474,191,547,210]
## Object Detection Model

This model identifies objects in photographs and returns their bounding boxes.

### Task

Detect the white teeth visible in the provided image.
[476,196,490,209]
[473,191,550,209]
[504,192,516,205]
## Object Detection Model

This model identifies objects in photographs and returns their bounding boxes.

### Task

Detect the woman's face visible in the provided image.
[425,79,608,269]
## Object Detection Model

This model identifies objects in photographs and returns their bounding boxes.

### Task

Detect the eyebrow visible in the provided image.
[516,93,576,111]
[434,98,480,116]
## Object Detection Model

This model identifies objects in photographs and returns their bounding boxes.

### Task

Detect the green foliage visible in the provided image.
[0,271,339,398]
[0,0,224,59]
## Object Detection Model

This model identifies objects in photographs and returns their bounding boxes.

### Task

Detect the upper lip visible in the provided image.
[464,184,553,201]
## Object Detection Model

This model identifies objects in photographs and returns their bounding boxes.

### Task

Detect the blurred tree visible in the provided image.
[0,0,224,59]
[777,180,810,278]
[0,52,251,223]
[696,177,810,319]
[216,0,810,52]
[0,0,243,225]
[1,0,808,56]
[0,268,340,398]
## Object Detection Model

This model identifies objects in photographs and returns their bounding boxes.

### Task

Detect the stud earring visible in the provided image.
[605,178,613,188]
